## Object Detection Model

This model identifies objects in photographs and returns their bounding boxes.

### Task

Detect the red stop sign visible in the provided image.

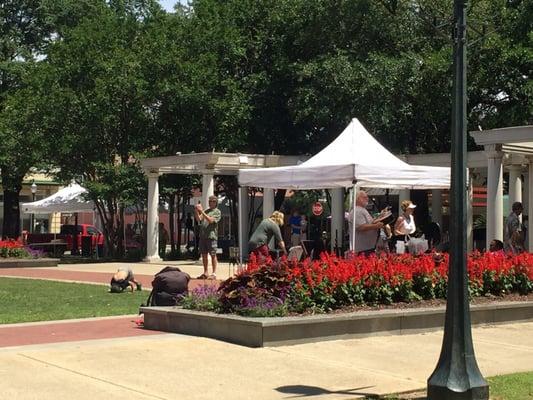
[312,202,323,216]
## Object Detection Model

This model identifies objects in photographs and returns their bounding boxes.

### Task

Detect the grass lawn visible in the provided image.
[371,372,533,399]
[0,277,147,324]
[488,371,533,400]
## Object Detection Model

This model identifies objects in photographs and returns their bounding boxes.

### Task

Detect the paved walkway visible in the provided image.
[0,268,220,290]
[0,260,229,289]
[0,316,160,348]
[1,261,532,399]
[0,322,531,399]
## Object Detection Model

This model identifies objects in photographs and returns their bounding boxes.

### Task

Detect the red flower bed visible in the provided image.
[238,251,533,314]
[0,239,30,258]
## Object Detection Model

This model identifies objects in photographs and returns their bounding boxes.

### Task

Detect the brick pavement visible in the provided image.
[0,317,161,348]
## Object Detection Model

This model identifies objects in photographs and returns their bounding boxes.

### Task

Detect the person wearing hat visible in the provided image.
[391,200,417,253]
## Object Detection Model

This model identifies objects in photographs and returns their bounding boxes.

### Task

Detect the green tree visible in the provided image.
[31,0,164,256]
[0,1,57,238]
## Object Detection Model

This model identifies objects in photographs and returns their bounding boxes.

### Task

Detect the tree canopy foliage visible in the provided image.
[0,0,531,247]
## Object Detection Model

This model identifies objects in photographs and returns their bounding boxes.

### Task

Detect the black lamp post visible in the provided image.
[427,1,489,399]
[30,181,37,233]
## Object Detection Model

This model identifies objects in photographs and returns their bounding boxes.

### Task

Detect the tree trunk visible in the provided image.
[117,205,125,258]
[1,170,24,239]
[2,189,22,239]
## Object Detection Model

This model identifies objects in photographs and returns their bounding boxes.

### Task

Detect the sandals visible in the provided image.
[207,274,217,280]
[197,273,208,279]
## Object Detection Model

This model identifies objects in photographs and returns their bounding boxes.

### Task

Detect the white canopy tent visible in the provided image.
[22,184,95,214]
[239,119,450,190]
[238,118,451,257]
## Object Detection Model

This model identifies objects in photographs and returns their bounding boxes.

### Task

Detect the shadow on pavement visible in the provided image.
[275,385,378,398]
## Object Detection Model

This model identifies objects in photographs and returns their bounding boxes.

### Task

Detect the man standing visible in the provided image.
[289,210,302,247]
[349,190,384,256]
[504,201,524,253]
[195,195,221,279]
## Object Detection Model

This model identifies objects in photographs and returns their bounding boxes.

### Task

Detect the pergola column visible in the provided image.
[522,171,529,218]
[485,145,504,242]
[523,171,530,251]
[508,165,523,206]
[238,186,249,262]
[431,190,443,227]
[262,188,275,218]
[144,171,162,263]
[202,173,215,206]
[527,156,533,252]
[331,188,344,253]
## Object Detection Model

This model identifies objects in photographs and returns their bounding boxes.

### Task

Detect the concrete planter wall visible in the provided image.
[141,301,533,348]
[0,258,59,268]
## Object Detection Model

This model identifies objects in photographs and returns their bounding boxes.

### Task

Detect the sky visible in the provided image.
[158,0,184,12]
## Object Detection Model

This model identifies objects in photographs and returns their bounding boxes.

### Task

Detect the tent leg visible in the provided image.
[351,182,358,253]
[238,186,244,267]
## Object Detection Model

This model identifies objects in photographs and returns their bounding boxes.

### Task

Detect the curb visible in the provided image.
[141,300,533,348]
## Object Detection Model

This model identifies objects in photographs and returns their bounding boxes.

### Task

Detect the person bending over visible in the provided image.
[110,267,142,293]
[248,211,287,260]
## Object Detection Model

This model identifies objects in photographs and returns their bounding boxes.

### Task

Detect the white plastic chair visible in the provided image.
[287,245,304,262]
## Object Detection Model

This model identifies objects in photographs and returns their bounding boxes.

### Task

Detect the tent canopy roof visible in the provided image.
[238,119,450,190]
[22,184,95,214]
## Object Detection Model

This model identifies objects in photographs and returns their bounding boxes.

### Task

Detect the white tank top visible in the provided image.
[397,214,416,235]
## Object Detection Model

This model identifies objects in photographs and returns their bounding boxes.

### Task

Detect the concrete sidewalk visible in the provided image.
[1,322,532,400]
[54,259,238,280]
[0,259,233,288]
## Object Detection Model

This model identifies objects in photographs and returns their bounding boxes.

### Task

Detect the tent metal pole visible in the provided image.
[238,186,244,265]
[352,181,358,253]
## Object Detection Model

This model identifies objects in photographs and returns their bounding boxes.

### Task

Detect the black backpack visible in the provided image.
[142,266,190,307]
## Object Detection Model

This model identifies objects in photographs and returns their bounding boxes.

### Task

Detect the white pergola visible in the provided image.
[470,125,533,249]
[140,152,306,262]
[141,125,533,262]
[404,125,533,250]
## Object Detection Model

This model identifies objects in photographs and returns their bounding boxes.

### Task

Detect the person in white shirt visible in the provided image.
[348,191,384,256]
[391,200,417,252]
[394,200,417,236]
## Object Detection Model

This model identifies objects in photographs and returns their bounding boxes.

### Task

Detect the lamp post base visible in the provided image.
[427,385,489,400]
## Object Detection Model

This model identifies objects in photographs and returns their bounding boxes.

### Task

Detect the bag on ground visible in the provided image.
[143,266,190,307]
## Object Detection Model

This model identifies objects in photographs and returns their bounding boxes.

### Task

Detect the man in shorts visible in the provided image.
[195,195,221,279]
